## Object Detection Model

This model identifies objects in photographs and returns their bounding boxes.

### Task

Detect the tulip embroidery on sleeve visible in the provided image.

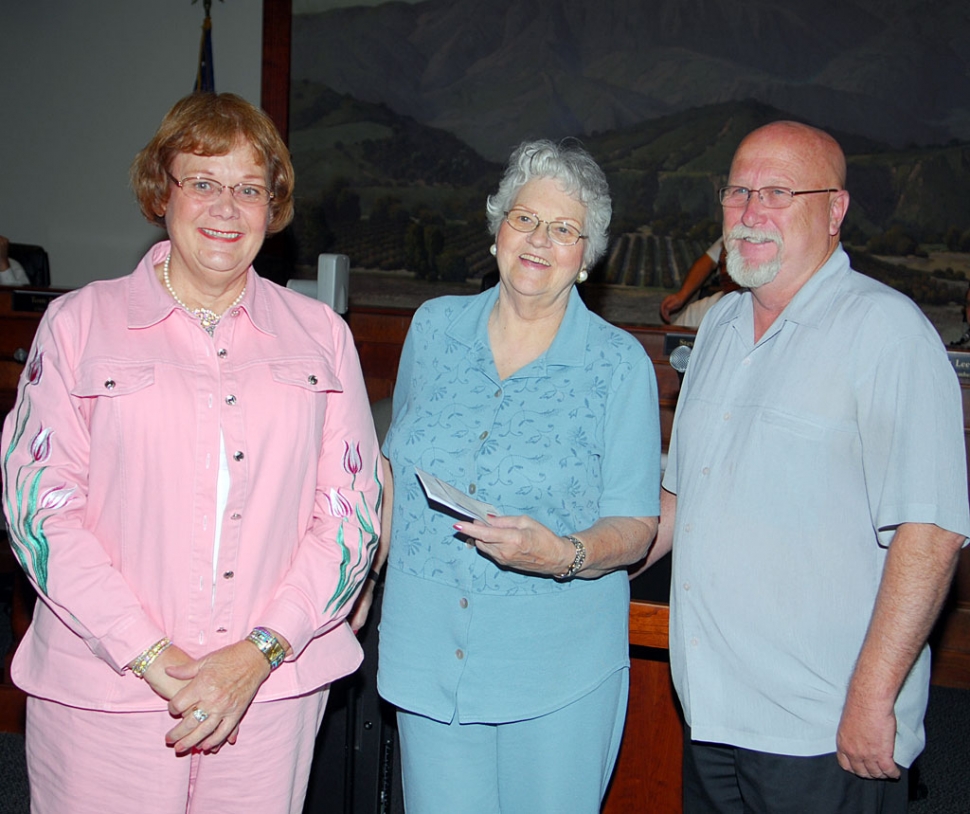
[323,441,381,614]
[3,350,74,597]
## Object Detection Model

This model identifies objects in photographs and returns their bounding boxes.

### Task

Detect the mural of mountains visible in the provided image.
[290,85,970,239]
[292,0,970,161]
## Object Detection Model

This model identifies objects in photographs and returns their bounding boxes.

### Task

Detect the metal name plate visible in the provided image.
[948,351,970,380]
[662,333,695,357]
[11,289,62,314]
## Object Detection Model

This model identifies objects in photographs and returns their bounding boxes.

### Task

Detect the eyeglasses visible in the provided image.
[504,208,586,246]
[719,186,839,209]
[168,173,274,207]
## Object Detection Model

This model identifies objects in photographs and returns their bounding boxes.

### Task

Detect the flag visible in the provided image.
[195,12,215,92]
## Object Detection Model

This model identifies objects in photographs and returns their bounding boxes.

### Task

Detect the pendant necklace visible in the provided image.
[163,253,246,336]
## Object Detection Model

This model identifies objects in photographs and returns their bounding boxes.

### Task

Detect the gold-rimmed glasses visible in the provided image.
[168,173,274,207]
[504,207,587,246]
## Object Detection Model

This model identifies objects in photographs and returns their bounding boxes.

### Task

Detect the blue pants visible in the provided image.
[397,668,629,814]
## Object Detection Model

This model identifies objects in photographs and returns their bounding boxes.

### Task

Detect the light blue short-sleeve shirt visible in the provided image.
[663,246,970,766]
[379,286,661,724]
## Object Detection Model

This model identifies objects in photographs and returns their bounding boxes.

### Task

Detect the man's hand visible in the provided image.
[660,293,685,323]
[836,695,900,779]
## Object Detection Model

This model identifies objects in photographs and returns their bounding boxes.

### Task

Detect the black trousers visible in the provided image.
[683,727,909,814]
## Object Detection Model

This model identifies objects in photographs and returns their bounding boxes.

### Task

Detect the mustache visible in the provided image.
[725,225,783,247]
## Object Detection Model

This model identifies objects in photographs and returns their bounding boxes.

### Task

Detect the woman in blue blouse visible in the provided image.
[374,140,661,813]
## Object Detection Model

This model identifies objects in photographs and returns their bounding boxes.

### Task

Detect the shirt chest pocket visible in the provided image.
[72,361,156,399]
[269,360,342,395]
[263,360,343,442]
[71,361,158,440]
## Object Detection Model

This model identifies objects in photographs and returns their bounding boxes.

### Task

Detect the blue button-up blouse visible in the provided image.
[378,286,660,723]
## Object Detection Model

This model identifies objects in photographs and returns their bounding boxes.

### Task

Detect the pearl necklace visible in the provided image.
[163,253,246,336]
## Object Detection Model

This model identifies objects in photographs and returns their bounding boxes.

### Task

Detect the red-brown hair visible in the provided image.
[130,92,294,234]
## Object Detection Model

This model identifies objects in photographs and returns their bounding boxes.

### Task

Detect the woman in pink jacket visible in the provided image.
[0,93,381,813]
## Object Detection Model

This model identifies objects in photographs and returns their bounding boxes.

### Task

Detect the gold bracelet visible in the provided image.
[246,627,286,671]
[130,637,172,678]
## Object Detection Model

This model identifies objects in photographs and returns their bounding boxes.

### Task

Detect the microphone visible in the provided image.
[669,344,692,381]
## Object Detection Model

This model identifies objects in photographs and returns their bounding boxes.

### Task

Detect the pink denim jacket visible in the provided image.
[1,242,381,710]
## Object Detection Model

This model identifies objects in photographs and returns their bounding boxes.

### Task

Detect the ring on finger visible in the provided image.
[192,708,209,723]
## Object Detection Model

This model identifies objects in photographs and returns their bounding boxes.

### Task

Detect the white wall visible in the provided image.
[0,1,264,289]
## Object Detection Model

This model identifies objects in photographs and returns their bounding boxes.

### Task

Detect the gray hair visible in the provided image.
[485,139,612,268]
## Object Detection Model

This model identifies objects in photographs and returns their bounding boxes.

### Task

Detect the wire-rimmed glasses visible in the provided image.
[168,173,274,207]
[504,207,586,246]
[719,186,839,209]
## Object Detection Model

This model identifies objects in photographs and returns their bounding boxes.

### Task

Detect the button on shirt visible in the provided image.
[1,242,382,711]
[663,246,970,766]
[379,287,661,723]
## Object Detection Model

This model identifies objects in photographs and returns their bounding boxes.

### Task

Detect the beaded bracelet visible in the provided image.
[130,637,172,678]
[246,627,286,671]
[555,535,587,580]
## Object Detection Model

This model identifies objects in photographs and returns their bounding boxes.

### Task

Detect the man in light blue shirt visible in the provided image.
[643,121,970,813]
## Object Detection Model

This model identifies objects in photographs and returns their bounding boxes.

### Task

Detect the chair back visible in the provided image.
[8,243,50,287]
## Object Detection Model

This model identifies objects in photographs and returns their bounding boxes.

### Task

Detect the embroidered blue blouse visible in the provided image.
[378,286,661,723]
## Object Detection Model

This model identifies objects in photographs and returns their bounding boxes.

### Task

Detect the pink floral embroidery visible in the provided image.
[29,427,53,463]
[39,484,77,511]
[327,487,354,519]
[26,351,44,386]
[342,441,363,476]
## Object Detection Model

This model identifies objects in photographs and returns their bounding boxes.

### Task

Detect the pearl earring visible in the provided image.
[576,268,588,283]
[489,244,497,256]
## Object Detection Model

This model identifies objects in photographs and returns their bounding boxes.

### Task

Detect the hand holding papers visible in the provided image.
[415,467,498,524]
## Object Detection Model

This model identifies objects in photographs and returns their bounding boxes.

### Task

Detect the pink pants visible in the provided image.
[26,690,328,814]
